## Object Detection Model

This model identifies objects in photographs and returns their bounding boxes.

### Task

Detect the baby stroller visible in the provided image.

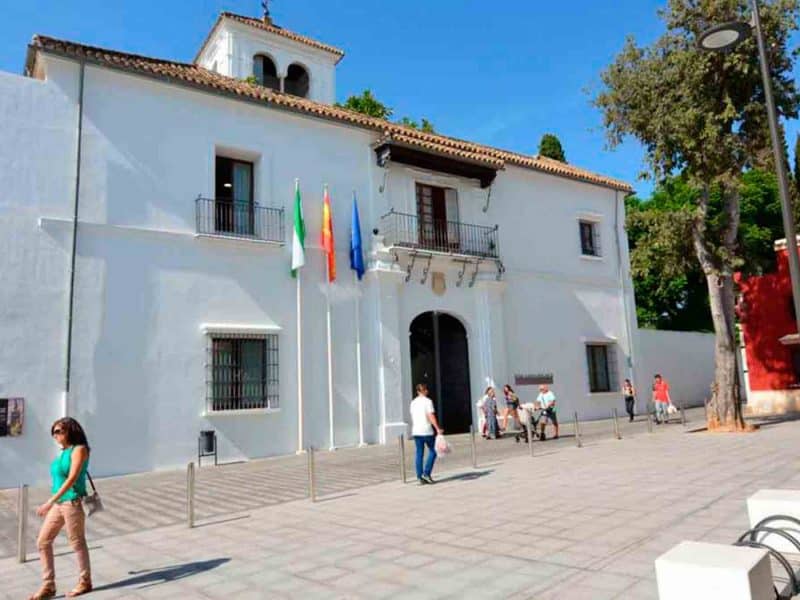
[515,404,544,443]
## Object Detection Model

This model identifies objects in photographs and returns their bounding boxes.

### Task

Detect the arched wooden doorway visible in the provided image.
[409,312,472,433]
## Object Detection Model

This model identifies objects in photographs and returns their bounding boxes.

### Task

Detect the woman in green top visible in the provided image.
[28,418,93,599]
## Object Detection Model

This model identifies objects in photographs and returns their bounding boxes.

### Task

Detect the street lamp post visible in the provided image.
[699,0,800,339]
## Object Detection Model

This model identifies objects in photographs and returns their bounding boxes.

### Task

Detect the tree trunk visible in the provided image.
[691,184,747,431]
[702,271,744,429]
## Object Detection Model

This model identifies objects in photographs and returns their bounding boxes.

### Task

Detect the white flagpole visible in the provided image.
[327,264,335,451]
[296,266,305,454]
[355,270,365,447]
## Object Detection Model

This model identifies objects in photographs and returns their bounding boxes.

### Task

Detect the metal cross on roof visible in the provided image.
[261,0,271,19]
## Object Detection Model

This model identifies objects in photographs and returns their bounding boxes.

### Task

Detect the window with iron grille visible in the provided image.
[579,220,601,257]
[207,334,279,411]
[586,343,618,393]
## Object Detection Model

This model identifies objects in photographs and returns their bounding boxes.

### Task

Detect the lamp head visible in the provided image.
[697,21,751,52]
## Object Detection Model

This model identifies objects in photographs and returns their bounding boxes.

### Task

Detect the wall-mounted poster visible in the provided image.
[0,398,24,437]
[514,373,555,386]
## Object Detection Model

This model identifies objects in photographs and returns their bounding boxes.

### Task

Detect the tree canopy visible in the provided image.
[336,89,393,120]
[627,170,786,331]
[337,90,436,133]
[538,134,567,162]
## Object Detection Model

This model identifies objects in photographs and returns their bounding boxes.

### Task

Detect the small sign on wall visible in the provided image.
[514,373,554,386]
[0,398,24,437]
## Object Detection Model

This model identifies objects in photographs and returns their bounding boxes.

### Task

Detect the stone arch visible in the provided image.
[253,53,280,91]
[409,311,473,433]
[284,62,311,98]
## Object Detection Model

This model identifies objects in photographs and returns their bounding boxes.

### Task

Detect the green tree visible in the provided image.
[538,133,567,162]
[627,170,785,332]
[338,91,436,132]
[596,0,800,430]
[336,90,393,120]
[398,117,436,133]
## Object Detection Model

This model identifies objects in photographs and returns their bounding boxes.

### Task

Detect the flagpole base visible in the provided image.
[296,449,307,455]
[358,442,368,448]
[328,446,337,452]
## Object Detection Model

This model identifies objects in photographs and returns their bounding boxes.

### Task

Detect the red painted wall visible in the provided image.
[737,246,799,391]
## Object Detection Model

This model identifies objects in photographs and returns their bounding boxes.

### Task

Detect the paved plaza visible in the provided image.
[2,410,799,598]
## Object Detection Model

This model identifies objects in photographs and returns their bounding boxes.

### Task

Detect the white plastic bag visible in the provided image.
[435,434,451,455]
[667,403,678,415]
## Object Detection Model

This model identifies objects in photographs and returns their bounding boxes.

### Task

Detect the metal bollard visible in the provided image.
[680,402,687,427]
[186,463,195,529]
[469,425,477,469]
[574,412,582,448]
[308,446,317,502]
[526,416,534,457]
[647,412,653,433]
[613,408,622,440]
[17,485,28,563]
[399,435,407,484]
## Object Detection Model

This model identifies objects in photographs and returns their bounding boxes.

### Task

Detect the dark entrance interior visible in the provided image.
[409,312,472,434]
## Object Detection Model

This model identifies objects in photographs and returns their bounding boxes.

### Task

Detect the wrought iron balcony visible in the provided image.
[380,210,500,259]
[195,197,285,243]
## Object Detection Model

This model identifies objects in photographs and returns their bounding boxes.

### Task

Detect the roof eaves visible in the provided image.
[29,36,632,194]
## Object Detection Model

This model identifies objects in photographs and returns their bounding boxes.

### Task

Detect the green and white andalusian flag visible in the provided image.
[291,179,306,276]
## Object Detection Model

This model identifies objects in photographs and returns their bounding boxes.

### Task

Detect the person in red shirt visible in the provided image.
[652,374,671,424]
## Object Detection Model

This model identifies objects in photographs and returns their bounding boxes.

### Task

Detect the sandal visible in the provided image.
[66,581,93,597]
[28,585,56,600]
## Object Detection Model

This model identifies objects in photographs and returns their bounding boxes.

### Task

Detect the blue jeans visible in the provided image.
[655,402,668,422]
[414,435,437,479]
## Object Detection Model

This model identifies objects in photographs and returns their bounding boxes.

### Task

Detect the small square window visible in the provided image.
[207,334,279,412]
[579,221,600,257]
[586,344,618,393]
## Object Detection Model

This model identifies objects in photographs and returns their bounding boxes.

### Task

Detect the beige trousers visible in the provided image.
[37,501,91,587]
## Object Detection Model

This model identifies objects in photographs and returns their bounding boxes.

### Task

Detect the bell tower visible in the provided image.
[195,9,344,104]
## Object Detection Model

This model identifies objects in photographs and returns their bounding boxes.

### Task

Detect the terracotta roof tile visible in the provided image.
[28,35,632,193]
[218,13,345,61]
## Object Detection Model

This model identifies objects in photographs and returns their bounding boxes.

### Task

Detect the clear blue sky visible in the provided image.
[2,0,798,198]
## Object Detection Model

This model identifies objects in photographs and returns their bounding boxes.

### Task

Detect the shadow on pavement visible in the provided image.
[316,492,359,503]
[748,413,800,428]
[92,558,230,591]
[436,470,493,484]
[193,515,250,528]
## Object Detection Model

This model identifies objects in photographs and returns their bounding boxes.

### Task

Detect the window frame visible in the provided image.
[585,342,618,394]
[579,219,601,257]
[206,332,280,414]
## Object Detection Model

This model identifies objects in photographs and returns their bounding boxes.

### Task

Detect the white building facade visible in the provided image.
[0,13,638,487]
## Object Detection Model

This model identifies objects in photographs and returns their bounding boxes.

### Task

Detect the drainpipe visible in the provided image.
[63,60,86,417]
[614,190,637,388]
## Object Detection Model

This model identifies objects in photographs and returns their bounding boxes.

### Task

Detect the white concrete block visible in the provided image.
[655,541,773,600]
[747,489,800,554]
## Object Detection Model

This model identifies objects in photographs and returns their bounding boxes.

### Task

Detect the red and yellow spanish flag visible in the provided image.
[322,185,336,282]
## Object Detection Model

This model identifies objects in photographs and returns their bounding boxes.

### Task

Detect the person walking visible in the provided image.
[501,384,522,432]
[483,387,500,439]
[410,383,443,485]
[536,384,559,440]
[652,374,671,424]
[622,379,636,422]
[476,394,488,438]
[29,418,93,599]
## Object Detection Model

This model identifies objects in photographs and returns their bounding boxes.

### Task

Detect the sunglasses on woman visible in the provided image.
[52,429,64,436]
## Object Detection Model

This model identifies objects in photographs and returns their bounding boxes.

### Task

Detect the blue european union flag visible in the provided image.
[350,193,365,280]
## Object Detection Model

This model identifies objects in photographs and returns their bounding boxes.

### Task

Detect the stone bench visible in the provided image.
[655,541,773,600]
[747,489,800,554]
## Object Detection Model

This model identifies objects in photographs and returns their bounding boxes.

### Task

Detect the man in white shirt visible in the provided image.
[410,383,443,485]
[536,384,559,440]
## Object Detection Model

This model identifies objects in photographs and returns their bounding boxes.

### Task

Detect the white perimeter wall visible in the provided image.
[635,329,715,411]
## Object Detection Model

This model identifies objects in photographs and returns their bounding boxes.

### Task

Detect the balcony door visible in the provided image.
[215,156,254,235]
[416,183,459,252]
